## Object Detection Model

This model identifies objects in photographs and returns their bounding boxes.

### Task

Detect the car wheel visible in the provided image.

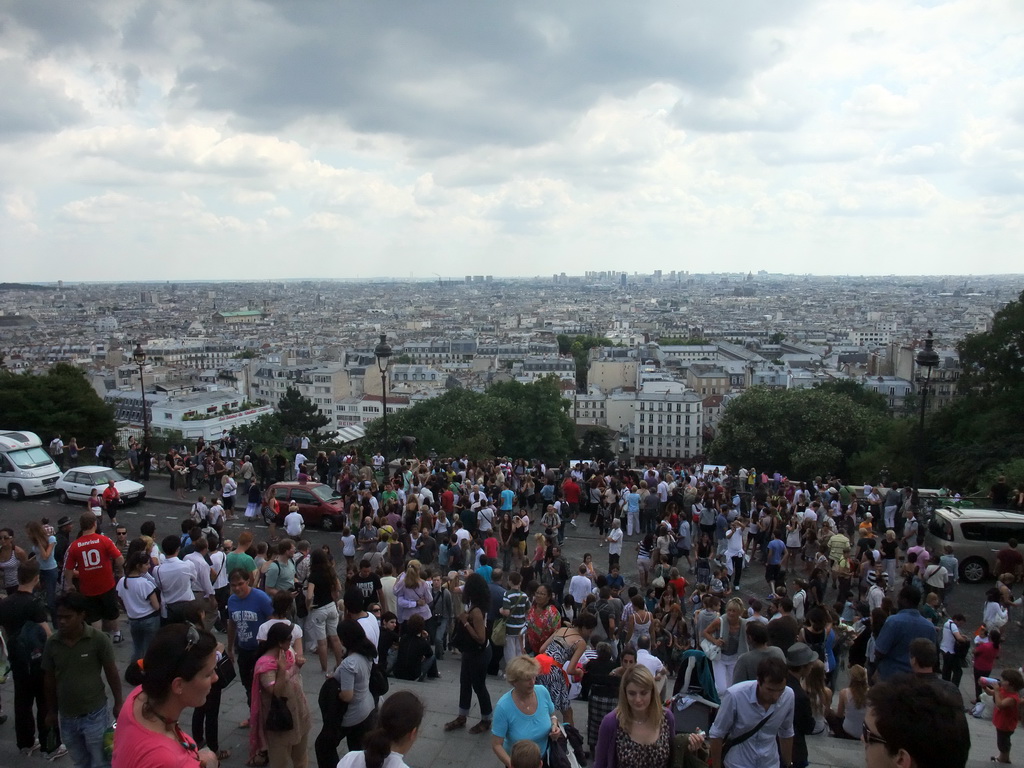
[262,506,276,526]
[961,557,988,584]
[8,484,24,501]
[58,490,69,504]
[321,515,337,532]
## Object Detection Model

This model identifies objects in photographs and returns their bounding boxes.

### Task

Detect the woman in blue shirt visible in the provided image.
[26,520,57,617]
[491,654,560,767]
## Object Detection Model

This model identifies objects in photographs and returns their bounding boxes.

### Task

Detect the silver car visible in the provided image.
[925,506,1024,583]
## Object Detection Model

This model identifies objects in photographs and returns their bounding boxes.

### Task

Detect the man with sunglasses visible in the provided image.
[863,674,969,768]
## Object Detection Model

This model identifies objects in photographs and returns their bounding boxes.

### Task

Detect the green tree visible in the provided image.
[579,427,615,462]
[813,380,887,414]
[362,377,577,463]
[276,386,330,437]
[232,349,257,359]
[708,386,883,479]
[958,289,1024,395]
[769,332,786,344]
[232,414,287,450]
[0,364,117,444]
[487,376,577,462]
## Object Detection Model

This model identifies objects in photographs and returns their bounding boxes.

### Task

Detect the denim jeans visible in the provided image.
[60,705,110,768]
[129,614,161,665]
[39,568,58,619]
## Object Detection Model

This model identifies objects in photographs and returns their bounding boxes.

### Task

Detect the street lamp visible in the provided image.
[132,342,150,444]
[913,330,940,503]
[374,332,393,475]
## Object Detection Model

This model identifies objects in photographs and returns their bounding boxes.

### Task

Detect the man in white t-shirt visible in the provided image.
[568,564,592,606]
[605,518,623,572]
[293,451,308,478]
[284,502,305,538]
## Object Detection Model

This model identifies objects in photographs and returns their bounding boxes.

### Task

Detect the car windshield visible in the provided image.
[7,447,55,470]
[311,485,336,502]
[86,469,128,485]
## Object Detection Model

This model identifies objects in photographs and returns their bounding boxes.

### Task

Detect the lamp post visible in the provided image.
[374,332,393,476]
[132,343,149,444]
[913,330,940,503]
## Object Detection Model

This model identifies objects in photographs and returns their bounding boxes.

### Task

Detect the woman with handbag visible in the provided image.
[490,654,560,768]
[314,619,378,768]
[185,604,233,762]
[249,622,311,767]
[702,597,749,695]
[444,572,493,734]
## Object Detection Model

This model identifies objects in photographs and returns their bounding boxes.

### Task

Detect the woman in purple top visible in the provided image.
[394,561,432,624]
[594,666,705,768]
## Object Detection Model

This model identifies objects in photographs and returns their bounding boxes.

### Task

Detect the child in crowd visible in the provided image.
[986,668,1024,764]
[510,740,543,768]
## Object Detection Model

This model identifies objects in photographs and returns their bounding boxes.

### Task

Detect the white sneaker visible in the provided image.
[20,741,40,756]
[47,744,69,761]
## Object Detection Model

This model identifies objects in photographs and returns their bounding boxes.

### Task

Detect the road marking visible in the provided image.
[145,514,157,517]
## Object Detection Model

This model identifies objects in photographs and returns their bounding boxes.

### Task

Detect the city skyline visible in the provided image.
[2,2,1022,282]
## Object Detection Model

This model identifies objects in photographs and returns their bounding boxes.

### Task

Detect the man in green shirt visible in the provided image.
[226,530,259,585]
[43,592,122,768]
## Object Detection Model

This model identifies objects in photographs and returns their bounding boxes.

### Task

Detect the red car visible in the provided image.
[263,482,348,531]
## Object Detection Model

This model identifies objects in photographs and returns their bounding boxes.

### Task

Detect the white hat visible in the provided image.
[865,513,873,519]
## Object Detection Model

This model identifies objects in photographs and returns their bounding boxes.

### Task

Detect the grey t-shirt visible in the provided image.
[731,645,786,684]
[336,652,373,726]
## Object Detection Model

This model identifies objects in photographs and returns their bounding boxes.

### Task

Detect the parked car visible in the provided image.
[55,466,147,504]
[264,481,347,531]
[925,506,1024,583]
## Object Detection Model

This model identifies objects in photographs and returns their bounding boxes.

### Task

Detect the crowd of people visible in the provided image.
[0,450,1012,768]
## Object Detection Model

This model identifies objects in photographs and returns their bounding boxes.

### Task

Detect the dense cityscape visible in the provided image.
[2,272,1021,465]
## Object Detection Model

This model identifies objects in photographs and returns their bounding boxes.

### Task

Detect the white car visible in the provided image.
[55,466,147,504]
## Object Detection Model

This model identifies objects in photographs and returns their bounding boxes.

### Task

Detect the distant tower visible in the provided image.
[620,273,627,287]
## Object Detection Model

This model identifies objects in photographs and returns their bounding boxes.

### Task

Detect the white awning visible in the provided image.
[334,424,366,443]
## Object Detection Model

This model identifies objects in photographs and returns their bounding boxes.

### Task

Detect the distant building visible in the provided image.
[212,310,266,325]
[631,383,703,464]
[106,389,273,441]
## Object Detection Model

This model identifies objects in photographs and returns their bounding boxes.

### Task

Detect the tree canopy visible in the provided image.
[362,376,577,463]
[0,364,117,444]
[708,386,884,480]
[276,386,330,436]
[958,288,1024,396]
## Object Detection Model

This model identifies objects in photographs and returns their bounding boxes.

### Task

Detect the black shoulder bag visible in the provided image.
[721,710,775,759]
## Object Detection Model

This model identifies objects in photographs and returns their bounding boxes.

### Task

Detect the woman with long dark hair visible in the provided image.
[249,622,311,767]
[314,619,378,768]
[337,690,424,768]
[444,572,492,734]
[112,623,219,768]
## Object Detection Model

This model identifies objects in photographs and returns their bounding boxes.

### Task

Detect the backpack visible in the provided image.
[12,619,47,675]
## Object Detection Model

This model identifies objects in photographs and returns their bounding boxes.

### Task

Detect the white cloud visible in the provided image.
[0,0,1021,280]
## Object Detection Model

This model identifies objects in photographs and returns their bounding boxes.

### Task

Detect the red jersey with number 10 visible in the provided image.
[64,534,122,596]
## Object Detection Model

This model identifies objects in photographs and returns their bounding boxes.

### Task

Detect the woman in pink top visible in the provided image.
[113,623,219,768]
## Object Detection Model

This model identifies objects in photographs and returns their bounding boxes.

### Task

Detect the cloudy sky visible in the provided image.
[2,1,1022,282]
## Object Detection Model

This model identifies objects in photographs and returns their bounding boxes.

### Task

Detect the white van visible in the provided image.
[0,430,61,500]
